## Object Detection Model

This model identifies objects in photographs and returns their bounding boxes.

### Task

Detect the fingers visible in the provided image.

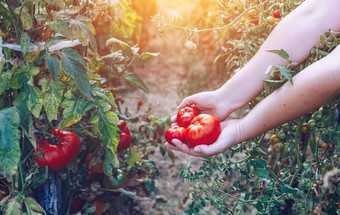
[177,95,197,110]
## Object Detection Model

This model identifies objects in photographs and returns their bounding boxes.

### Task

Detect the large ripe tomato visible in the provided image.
[185,114,221,147]
[117,133,131,152]
[165,125,186,144]
[177,106,200,128]
[35,129,80,171]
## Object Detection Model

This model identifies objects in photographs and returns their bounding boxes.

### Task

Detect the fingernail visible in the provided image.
[194,147,201,153]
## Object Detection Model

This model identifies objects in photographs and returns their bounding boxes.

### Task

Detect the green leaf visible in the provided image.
[43,81,63,121]
[267,49,290,60]
[20,32,31,56]
[59,90,87,128]
[279,184,298,194]
[253,169,269,178]
[98,110,120,154]
[4,197,22,215]
[25,85,43,118]
[69,18,97,52]
[251,159,268,169]
[103,150,119,176]
[273,199,286,207]
[15,92,36,147]
[24,197,46,215]
[44,53,60,84]
[278,65,293,84]
[20,8,33,31]
[122,72,149,93]
[91,87,117,108]
[140,52,160,61]
[126,146,141,167]
[0,107,21,175]
[0,70,12,94]
[60,48,93,100]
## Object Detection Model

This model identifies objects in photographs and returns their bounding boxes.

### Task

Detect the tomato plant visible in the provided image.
[185,114,221,147]
[177,106,200,128]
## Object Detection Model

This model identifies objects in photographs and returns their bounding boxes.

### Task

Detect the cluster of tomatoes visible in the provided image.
[246,9,281,25]
[165,106,221,148]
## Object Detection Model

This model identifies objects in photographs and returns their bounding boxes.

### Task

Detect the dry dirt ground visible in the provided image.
[117,22,220,215]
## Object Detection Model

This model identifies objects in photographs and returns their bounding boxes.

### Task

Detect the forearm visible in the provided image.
[237,45,340,143]
[217,0,340,110]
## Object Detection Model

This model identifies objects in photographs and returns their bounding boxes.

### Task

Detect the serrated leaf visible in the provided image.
[15,92,36,148]
[140,52,159,61]
[267,49,289,60]
[278,65,293,84]
[98,110,120,154]
[43,81,62,121]
[0,107,21,175]
[122,72,149,93]
[60,48,93,100]
[103,150,119,176]
[92,87,116,107]
[20,32,30,56]
[59,90,87,128]
[126,146,141,167]
[253,169,269,178]
[0,70,12,94]
[24,197,46,215]
[4,197,22,215]
[20,9,33,31]
[70,18,97,52]
[45,53,60,84]
[25,85,42,118]
[279,184,297,194]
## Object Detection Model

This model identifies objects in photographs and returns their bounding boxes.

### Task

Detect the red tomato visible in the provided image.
[273,10,281,18]
[248,9,259,18]
[117,133,131,152]
[251,19,259,25]
[35,129,80,171]
[86,153,104,174]
[177,106,200,128]
[117,120,130,135]
[185,114,221,147]
[101,83,108,89]
[165,125,186,144]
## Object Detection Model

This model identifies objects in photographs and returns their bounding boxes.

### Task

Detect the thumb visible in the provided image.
[177,96,197,110]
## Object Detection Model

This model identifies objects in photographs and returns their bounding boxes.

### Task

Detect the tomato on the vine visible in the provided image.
[266,16,275,24]
[117,133,131,152]
[312,111,323,121]
[86,153,104,174]
[35,129,80,171]
[277,130,286,140]
[251,19,259,25]
[322,143,327,149]
[165,125,186,144]
[185,114,221,147]
[101,83,108,89]
[104,169,128,189]
[117,119,132,152]
[270,134,280,144]
[248,9,259,18]
[300,123,310,134]
[118,120,130,135]
[177,106,200,128]
[308,119,317,128]
[273,10,281,18]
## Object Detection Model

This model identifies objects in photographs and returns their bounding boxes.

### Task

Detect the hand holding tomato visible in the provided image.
[165,120,240,157]
[176,106,200,128]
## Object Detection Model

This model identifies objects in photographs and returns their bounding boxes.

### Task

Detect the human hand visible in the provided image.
[171,90,234,123]
[164,120,240,157]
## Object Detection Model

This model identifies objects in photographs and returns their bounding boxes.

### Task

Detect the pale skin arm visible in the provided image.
[166,0,340,156]
[166,45,340,156]
[173,0,340,122]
